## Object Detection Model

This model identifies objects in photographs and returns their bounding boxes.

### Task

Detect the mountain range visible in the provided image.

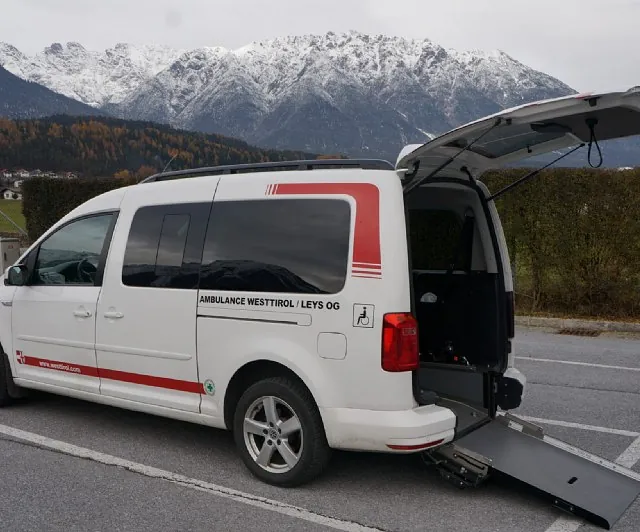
[0,65,103,120]
[1,32,638,166]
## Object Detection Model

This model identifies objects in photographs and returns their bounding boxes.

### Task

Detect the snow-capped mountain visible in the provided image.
[0,41,183,107]
[0,65,104,120]
[0,32,579,161]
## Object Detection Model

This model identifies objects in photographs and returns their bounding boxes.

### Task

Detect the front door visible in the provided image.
[11,212,117,393]
[95,181,216,413]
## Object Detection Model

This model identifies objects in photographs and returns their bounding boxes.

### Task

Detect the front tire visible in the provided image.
[233,376,331,487]
[0,351,13,407]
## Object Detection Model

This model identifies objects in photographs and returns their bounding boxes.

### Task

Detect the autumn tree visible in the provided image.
[0,115,315,177]
[135,165,157,180]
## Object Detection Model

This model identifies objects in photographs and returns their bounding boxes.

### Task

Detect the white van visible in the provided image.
[2,88,640,528]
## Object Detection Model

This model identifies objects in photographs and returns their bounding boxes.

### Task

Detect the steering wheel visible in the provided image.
[76,257,98,283]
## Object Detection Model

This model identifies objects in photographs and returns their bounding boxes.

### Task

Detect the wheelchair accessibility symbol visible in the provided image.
[353,304,375,328]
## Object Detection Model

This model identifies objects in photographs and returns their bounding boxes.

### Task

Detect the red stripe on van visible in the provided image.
[15,352,205,394]
[16,352,100,377]
[268,182,382,278]
[99,367,205,394]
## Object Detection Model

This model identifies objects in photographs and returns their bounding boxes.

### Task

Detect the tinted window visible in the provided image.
[409,209,469,271]
[200,199,351,294]
[156,215,190,269]
[33,213,114,286]
[122,203,211,289]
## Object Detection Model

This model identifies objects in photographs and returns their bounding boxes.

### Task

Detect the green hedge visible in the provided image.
[22,177,136,242]
[21,169,640,319]
[484,168,640,319]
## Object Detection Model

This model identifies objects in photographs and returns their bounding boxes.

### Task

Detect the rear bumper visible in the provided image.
[320,404,456,453]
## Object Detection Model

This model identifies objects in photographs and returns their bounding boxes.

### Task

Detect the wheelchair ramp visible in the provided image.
[454,415,640,530]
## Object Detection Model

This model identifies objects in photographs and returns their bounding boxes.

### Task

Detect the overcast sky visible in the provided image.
[2,0,639,92]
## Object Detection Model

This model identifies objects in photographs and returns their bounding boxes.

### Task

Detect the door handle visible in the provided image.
[1,301,12,307]
[104,311,124,319]
[73,309,92,318]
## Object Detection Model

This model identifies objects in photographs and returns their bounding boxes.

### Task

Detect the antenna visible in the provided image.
[162,153,179,174]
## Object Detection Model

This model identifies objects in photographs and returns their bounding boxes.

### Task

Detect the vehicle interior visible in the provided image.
[404,181,511,423]
[32,252,100,285]
[405,181,508,374]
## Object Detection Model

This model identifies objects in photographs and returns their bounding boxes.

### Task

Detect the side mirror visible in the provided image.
[5,264,28,287]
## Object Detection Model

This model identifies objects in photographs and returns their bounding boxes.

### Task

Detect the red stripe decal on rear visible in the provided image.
[353,262,381,268]
[15,352,205,394]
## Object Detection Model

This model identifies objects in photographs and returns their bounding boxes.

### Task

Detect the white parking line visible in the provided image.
[0,423,384,532]
[617,436,640,469]
[515,356,640,372]
[544,435,640,532]
[516,415,640,438]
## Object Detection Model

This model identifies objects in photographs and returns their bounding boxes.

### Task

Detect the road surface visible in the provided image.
[0,326,638,532]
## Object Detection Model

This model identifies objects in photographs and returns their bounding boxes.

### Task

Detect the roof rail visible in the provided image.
[140,158,394,183]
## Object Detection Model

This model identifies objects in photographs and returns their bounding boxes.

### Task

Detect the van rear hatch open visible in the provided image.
[400,86,640,529]
[398,86,640,187]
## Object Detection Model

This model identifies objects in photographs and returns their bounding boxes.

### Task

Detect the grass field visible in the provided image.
[0,200,26,233]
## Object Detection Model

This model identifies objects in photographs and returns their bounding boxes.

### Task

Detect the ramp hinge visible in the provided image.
[497,413,544,439]
[423,444,492,489]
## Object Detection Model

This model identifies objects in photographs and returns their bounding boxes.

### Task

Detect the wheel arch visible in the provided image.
[223,360,325,433]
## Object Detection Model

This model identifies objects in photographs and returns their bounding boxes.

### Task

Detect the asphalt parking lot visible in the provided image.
[0,326,638,532]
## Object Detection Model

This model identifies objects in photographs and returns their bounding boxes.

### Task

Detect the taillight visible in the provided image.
[381,313,419,372]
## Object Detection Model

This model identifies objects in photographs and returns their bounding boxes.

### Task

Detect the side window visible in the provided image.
[409,209,469,271]
[122,203,211,289]
[33,213,115,286]
[199,198,351,294]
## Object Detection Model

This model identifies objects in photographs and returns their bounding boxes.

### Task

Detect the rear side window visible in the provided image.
[199,198,351,294]
[156,214,190,269]
[122,202,211,289]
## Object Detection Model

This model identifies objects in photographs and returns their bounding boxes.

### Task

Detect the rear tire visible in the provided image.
[233,376,331,487]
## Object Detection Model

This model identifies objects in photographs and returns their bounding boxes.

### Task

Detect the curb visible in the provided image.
[515,315,640,334]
